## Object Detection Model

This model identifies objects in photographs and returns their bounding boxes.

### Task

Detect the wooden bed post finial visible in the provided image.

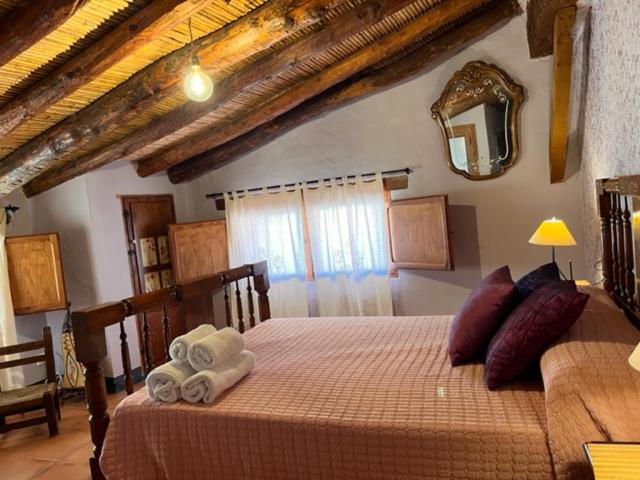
[252,261,271,323]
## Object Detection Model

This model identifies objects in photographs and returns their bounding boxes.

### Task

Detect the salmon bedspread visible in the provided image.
[541,291,640,480]
[101,316,552,479]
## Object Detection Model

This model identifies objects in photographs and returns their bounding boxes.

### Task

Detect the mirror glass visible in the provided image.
[432,61,524,180]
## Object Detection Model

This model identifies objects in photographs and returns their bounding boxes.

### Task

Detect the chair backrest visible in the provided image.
[0,326,56,388]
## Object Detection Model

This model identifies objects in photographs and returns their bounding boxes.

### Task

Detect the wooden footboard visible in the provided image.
[72,262,270,480]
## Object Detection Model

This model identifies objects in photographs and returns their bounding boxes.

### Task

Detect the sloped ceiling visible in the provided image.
[0,0,521,197]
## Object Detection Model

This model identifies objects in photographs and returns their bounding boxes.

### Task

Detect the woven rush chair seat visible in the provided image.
[0,382,57,413]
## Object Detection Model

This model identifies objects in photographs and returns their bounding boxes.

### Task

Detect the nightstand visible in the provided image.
[584,442,640,479]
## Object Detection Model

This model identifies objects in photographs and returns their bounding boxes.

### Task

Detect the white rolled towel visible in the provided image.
[187,327,245,371]
[181,350,256,403]
[169,323,217,361]
[146,360,196,402]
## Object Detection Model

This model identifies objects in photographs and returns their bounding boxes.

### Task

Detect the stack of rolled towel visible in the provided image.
[145,324,255,404]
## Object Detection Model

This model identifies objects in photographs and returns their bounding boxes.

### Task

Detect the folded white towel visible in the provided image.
[146,360,196,402]
[181,350,256,403]
[187,327,245,371]
[169,323,217,361]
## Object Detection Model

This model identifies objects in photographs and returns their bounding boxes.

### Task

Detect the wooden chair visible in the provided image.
[0,326,60,437]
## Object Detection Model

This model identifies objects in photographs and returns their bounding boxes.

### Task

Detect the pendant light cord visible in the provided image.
[188,17,197,65]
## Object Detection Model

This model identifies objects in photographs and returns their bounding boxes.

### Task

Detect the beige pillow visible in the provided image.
[577,284,620,310]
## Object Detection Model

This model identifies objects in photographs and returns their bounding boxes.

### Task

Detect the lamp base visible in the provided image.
[551,247,573,281]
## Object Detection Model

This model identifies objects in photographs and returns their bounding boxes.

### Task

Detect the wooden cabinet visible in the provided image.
[168,220,229,284]
[387,195,453,271]
[5,233,67,315]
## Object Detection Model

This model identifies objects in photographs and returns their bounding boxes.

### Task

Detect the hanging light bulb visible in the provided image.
[184,18,213,102]
[184,61,213,102]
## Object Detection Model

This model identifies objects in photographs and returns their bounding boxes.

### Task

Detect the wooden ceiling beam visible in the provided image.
[549,6,576,183]
[0,0,88,68]
[1,0,343,195]
[136,0,494,178]
[23,0,418,197]
[526,0,576,58]
[167,0,521,183]
[0,0,217,139]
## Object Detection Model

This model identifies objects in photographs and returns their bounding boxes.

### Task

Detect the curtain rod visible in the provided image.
[205,167,412,200]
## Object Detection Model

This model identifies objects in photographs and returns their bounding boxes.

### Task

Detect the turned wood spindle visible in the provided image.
[247,277,256,329]
[142,312,153,374]
[623,197,636,303]
[615,194,626,298]
[162,305,171,362]
[598,190,614,293]
[611,194,621,295]
[235,280,245,333]
[223,277,232,328]
[118,321,134,395]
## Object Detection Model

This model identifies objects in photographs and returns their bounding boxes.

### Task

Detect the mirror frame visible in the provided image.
[431,61,525,180]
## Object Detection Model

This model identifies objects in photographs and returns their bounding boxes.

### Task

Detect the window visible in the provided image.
[225,174,392,316]
[303,177,389,277]
[225,189,306,281]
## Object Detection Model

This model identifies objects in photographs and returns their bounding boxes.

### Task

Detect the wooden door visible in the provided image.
[121,195,186,373]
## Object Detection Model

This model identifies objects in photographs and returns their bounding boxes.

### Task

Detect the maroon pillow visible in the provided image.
[449,266,518,366]
[515,262,561,299]
[484,282,589,390]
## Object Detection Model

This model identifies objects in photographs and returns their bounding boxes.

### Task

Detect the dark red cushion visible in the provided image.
[484,282,589,390]
[449,266,518,366]
[515,262,561,299]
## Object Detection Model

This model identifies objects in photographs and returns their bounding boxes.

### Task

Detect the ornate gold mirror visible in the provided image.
[431,61,525,180]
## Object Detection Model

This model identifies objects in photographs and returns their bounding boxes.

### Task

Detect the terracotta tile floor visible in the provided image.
[0,387,133,480]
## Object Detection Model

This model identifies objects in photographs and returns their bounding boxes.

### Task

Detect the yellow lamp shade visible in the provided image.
[528,217,577,247]
[184,64,213,102]
[630,343,640,372]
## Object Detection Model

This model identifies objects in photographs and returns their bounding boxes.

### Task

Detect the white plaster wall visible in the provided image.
[19,162,194,377]
[187,14,587,315]
[82,161,195,376]
[29,176,99,376]
[571,1,640,280]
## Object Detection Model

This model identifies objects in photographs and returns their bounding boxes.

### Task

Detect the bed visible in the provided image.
[72,176,640,480]
[101,315,552,479]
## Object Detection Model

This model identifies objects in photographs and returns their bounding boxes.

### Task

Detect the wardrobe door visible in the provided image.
[6,233,67,315]
[387,195,453,271]
[168,220,228,284]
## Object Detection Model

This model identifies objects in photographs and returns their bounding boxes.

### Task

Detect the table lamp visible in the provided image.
[529,217,577,279]
[630,343,640,372]
[529,217,576,261]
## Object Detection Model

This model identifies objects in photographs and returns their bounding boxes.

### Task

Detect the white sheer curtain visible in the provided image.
[225,188,309,318]
[303,174,392,316]
[0,210,21,390]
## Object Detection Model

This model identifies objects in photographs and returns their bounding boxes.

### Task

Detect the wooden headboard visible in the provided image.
[597,175,640,328]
